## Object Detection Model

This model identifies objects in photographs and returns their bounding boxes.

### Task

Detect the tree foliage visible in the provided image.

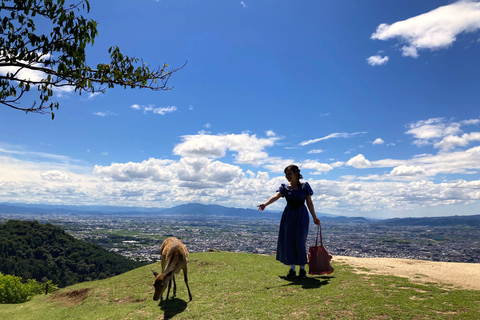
[0,272,56,303]
[0,220,145,287]
[0,0,183,119]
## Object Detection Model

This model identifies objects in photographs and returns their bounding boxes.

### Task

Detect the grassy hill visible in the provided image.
[0,252,478,320]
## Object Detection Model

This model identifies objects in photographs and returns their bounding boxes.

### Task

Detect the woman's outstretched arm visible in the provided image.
[257,192,282,211]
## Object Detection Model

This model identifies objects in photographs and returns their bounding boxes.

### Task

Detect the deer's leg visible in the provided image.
[164,278,172,308]
[183,266,193,301]
[172,274,177,297]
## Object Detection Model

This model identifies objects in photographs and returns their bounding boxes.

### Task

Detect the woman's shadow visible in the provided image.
[159,297,189,320]
[277,275,334,289]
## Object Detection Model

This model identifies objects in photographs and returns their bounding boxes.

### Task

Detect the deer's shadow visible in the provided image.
[159,297,189,319]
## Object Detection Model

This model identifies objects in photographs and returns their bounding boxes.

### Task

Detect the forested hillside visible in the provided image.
[0,220,145,287]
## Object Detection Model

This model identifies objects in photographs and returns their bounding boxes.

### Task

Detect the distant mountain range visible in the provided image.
[1,202,479,226]
[381,215,480,227]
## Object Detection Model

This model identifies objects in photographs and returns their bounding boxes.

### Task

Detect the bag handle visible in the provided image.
[315,223,323,247]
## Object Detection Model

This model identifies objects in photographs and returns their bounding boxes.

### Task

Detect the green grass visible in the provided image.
[1,252,479,319]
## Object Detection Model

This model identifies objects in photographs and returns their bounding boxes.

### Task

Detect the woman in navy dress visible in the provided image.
[257,165,320,279]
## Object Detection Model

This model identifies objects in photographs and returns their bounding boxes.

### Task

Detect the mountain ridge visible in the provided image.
[1,202,479,226]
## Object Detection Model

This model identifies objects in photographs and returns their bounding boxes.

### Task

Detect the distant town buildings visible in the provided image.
[1,213,479,264]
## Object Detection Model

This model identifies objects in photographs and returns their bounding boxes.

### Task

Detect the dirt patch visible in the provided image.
[336,256,480,290]
[48,288,91,307]
[112,296,148,304]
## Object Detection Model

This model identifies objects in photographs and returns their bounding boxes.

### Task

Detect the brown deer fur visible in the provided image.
[152,237,192,307]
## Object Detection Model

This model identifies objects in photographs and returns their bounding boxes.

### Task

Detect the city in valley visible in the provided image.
[1,210,479,264]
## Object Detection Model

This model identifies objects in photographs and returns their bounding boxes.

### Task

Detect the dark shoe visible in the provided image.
[286,269,296,279]
[298,269,307,279]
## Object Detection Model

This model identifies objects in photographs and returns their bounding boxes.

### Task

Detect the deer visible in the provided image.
[152,237,193,307]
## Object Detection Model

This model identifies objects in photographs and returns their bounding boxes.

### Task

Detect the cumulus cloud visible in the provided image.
[40,170,72,182]
[367,55,389,66]
[372,138,384,145]
[94,158,175,182]
[345,154,372,168]
[434,132,480,150]
[266,130,276,137]
[300,132,367,146]
[95,157,244,188]
[371,145,480,177]
[173,132,278,165]
[371,1,480,58]
[406,117,480,150]
[300,159,334,174]
[389,165,426,177]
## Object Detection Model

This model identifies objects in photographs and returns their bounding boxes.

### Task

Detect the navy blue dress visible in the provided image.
[276,182,313,266]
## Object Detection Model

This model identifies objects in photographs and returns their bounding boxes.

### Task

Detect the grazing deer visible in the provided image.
[152,237,193,307]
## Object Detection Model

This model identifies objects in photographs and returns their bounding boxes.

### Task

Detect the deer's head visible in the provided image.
[152,270,173,301]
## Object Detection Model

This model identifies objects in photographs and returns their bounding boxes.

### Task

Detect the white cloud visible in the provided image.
[406,117,480,150]
[372,138,384,145]
[40,170,72,182]
[300,132,367,146]
[94,157,244,188]
[153,106,177,115]
[93,111,117,117]
[308,149,324,154]
[300,159,334,174]
[367,55,389,66]
[94,158,175,182]
[371,146,480,177]
[130,104,177,115]
[371,1,480,57]
[262,158,297,173]
[401,46,419,58]
[240,1,248,9]
[434,133,480,150]
[88,92,102,99]
[266,130,276,137]
[345,154,372,168]
[173,132,279,165]
[330,161,344,168]
[0,53,76,96]
[389,165,426,177]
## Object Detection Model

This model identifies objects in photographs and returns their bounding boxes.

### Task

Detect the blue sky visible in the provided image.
[1,0,480,218]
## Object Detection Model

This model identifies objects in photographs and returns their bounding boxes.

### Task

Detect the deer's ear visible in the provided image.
[166,270,173,277]
[152,270,159,277]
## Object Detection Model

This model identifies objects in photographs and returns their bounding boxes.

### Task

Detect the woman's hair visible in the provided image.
[284,165,303,189]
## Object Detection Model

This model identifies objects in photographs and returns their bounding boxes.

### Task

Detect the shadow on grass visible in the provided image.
[158,297,189,320]
[275,275,334,289]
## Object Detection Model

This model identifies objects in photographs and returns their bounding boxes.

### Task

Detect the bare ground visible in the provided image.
[48,288,92,307]
[336,256,480,290]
